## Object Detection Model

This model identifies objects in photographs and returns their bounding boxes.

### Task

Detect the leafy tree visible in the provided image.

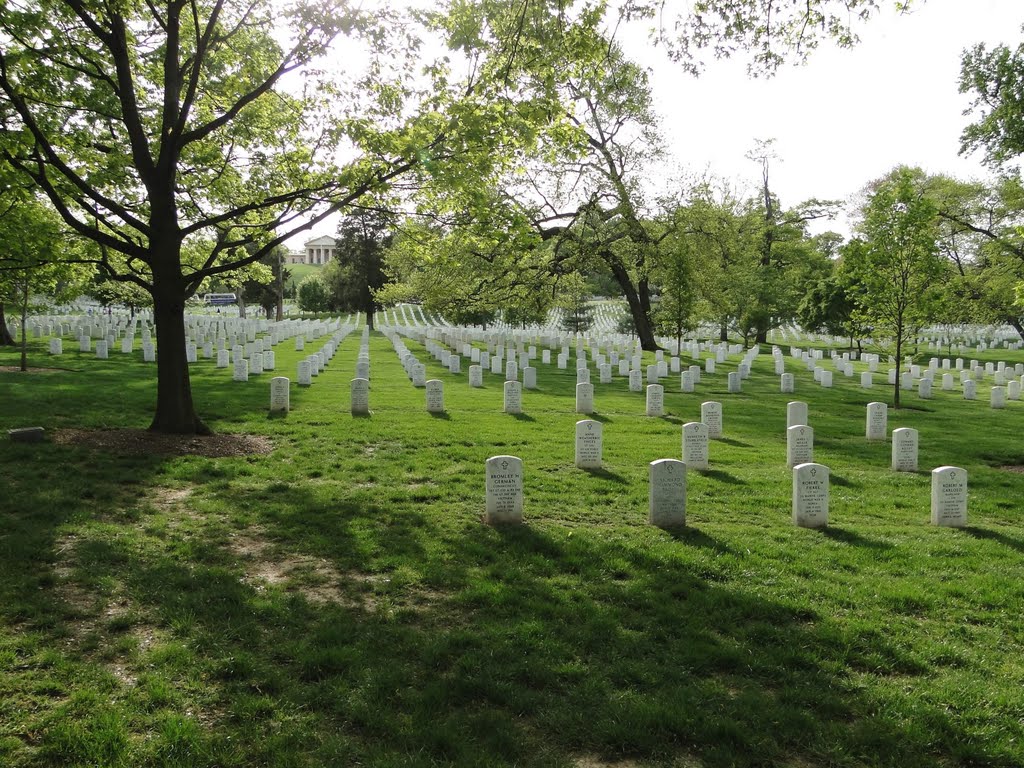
[0,193,91,369]
[0,0,570,432]
[557,273,595,334]
[89,279,153,316]
[241,246,290,321]
[322,209,393,330]
[297,274,331,314]
[652,225,697,350]
[624,0,920,75]
[849,167,944,408]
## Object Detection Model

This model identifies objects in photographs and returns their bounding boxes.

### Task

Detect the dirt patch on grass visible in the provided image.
[52,428,273,457]
[573,757,644,768]
[150,486,194,509]
[999,465,1024,474]
[0,365,70,374]
[226,530,442,612]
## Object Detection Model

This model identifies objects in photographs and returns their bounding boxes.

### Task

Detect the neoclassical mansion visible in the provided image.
[287,235,337,265]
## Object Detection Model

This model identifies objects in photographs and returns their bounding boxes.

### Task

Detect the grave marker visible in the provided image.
[646,384,665,417]
[681,422,709,470]
[648,459,686,528]
[793,462,829,529]
[426,379,445,413]
[787,425,814,468]
[503,381,523,414]
[701,401,722,439]
[270,377,290,413]
[866,402,888,441]
[575,420,603,469]
[931,466,967,528]
[891,427,919,472]
[485,455,523,525]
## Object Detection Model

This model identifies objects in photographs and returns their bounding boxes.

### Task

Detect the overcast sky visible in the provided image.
[624,0,1024,235]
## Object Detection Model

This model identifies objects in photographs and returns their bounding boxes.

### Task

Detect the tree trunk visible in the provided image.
[20,280,29,371]
[755,328,768,345]
[719,323,728,342]
[237,292,247,319]
[893,334,902,410]
[150,279,209,434]
[606,257,659,350]
[1008,316,1024,342]
[0,301,13,345]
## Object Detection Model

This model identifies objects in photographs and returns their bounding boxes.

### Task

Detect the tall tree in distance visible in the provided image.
[849,167,943,408]
[323,209,394,331]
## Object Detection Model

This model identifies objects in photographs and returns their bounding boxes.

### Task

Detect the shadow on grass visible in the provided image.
[830,473,859,488]
[665,525,736,554]
[963,526,1024,554]
[581,467,628,484]
[821,526,893,550]
[583,412,612,423]
[3,466,1011,768]
[699,468,746,485]
[428,411,451,420]
[716,437,752,447]
[508,413,536,422]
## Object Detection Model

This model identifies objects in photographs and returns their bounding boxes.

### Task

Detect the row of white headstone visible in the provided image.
[483,454,968,529]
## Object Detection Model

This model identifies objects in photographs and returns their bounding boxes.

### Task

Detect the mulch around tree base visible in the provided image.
[0,366,72,374]
[50,429,273,458]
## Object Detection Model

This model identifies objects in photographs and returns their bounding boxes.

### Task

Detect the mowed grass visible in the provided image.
[2,328,1024,767]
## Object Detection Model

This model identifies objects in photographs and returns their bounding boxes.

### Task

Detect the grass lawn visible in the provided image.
[2,327,1024,767]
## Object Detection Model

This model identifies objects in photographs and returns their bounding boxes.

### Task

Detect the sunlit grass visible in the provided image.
[2,328,1024,767]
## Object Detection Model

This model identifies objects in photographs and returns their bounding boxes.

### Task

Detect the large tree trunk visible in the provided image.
[606,257,659,350]
[150,277,209,434]
[0,301,14,345]
[755,328,768,345]
[1008,316,1024,342]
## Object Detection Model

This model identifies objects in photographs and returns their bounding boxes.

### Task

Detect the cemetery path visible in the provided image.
[50,427,273,457]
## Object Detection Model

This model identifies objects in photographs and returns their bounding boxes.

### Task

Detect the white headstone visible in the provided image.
[727,371,741,393]
[95,340,108,359]
[931,466,967,528]
[648,459,686,528]
[426,379,445,413]
[963,380,976,400]
[233,357,249,382]
[780,373,795,393]
[786,401,808,429]
[701,401,722,439]
[574,420,603,469]
[297,360,312,386]
[469,364,483,388]
[680,371,694,393]
[645,384,665,417]
[49,338,62,355]
[681,422,709,470]
[485,455,523,525]
[860,371,873,389]
[991,386,1006,409]
[575,382,594,414]
[576,367,590,385]
[505,360,518,381]
[792,463,829,528]
[891,427,919,472]
[351,378,370,415]
[787,425,814,468]
[866,402,888,441]
[270,377,290,413]
[523,366,537,390]
[412,363,426,387]
[503,381,523,414]
[628,369,642,392]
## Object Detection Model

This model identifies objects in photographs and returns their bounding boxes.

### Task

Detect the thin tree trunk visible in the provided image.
[20,279,29,371]
[893,334,902,409]
[150,280,209,434]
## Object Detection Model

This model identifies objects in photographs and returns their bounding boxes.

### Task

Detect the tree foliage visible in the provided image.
[849,167,944,407]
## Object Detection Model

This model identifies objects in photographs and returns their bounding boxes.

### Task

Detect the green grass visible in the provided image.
[3,329,1024,767]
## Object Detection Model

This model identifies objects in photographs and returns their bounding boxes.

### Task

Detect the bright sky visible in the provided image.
[289,0,1024,249]
[623,0,1024,235]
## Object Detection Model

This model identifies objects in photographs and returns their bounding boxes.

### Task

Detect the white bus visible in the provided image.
[203,293,237,306]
